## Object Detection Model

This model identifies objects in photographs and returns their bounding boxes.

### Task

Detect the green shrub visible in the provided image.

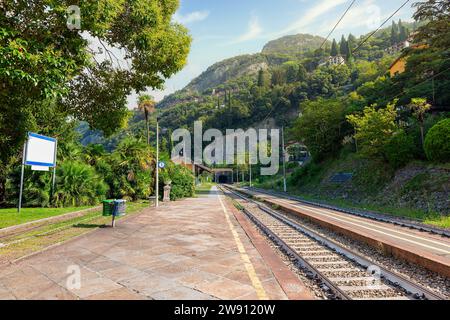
[384,130,415,169]
[287,162,321,187]
[54,161,108,207]
[160,163,195,200]
[424,118,450,162]
[107,137,154,201]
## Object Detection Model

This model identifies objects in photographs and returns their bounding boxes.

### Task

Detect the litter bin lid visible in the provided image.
[114,199,126,203]
[103,200,114,203]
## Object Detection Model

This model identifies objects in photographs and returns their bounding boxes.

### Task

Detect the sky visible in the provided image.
[127,0,416,107]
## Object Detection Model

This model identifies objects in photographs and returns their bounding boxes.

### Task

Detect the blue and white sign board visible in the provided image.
[18,133,58,213]
[158,161,165,169]
[25,133,57,168]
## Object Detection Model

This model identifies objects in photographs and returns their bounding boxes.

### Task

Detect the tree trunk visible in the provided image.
[0,175,6,207]
[145,112,150,145]
[420,125,424,148]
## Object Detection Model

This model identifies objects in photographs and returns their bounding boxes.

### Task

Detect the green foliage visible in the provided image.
[106,137,154,201]
[0,0,191,194]
[347,101,399,160]
[424,119,450,162]
[287,162,322,187]
[330,39,338,56]
[292,98,347,161]
[160,163,195,200]
[384,130,416,169]
[54,161,108,207]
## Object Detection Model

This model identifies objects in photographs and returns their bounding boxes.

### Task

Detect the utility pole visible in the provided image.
[281,126,287,193]
[155,120,159,207]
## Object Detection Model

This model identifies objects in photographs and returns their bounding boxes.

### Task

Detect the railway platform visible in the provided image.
[0,187,313,300]
[230,186,450,278]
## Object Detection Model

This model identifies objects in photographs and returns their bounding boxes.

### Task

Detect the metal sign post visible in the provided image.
[155,121,159,208]
[18,142,27,213]
[51,140,58,204]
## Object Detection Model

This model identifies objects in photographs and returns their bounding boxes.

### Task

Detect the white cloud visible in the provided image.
[173,10,210,24]
[273,0,348,37]
[229,14,263,44]
[316,0,414,37]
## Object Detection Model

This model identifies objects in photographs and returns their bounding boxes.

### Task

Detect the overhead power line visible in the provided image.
[351,0,411,55]
[320,0,358,49]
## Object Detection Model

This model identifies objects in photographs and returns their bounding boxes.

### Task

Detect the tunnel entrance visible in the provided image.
[213,169,233,184]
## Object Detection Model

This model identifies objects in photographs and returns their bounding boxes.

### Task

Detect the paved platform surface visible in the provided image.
[233,186,450,277]
[0,188,301,300]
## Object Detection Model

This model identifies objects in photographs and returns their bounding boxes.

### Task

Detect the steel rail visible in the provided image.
[245,187,450,238]
[221,185,445,301]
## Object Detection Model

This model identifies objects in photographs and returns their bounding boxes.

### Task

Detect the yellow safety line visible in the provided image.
[217,192,269,300]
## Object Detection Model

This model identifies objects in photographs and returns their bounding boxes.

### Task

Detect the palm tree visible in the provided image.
[137,94,156,145]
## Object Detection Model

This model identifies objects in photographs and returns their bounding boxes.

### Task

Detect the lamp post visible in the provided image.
[155,119,159,207]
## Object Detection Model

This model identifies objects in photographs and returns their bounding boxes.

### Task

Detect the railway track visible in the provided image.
[220,185,445,300]
[248,187,450,238]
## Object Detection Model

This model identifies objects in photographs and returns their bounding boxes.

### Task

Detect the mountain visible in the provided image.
[262,33,327,56]
[184,54,269,93]
[158,33,326,109]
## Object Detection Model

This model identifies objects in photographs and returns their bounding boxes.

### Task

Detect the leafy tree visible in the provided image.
[282,61,299,83]
[384,130,416,168]
[107,137,154,201]
[0,0,191,200]
[424,118,450,162]
[413,0,450,49]
[160,162,195,200]
[347,101,399,160]
[138,94,156,145]
[407,98,431,148]
[257,69,270,87]
[292,98,347,161]
[330,39,339,56]
[271,67,286,86]
[297,64,307,82]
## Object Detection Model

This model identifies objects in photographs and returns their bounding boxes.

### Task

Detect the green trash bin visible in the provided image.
[102,200,115,216]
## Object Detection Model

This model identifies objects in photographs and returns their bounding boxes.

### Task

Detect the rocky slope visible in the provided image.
[262,33,327,56]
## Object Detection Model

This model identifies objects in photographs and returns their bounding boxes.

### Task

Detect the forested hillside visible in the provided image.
[80,4,450,220]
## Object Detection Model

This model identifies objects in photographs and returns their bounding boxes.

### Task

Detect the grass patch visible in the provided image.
[195,182,216,195]
[0,206,95,229]
[254,184,450,229]
[0,200,150,264]
[295,192,450,229]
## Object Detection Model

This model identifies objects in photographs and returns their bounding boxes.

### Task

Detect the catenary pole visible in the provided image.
[282,126,287,192]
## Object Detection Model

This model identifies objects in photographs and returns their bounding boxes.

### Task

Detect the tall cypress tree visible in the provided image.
[331,39,339,56]
[390,20,399,45]
[346,40,353,62]
[399,25,408,42]
[339,35,348,56]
